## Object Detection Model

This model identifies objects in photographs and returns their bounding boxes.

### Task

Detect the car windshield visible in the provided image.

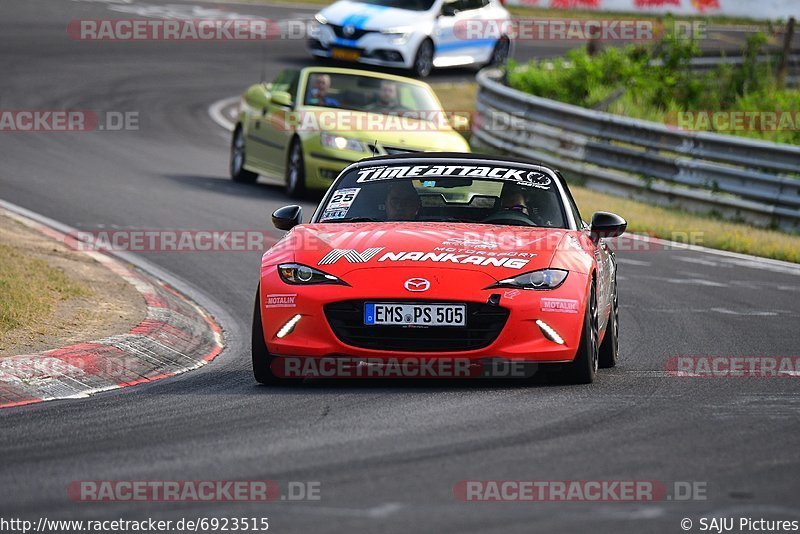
[303,73,441,114]
[317,162,568,228]
[350,0,436,10]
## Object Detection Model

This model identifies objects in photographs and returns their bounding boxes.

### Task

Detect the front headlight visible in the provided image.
[320,133,364,152]
[278,263,348,285]
[309,13,327,38]
[381,27,413,44]
[489,269,568,290]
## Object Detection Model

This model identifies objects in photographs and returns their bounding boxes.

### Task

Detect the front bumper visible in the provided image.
[303,147,360,191]
[308,27,421,69]
[260,266,589,363]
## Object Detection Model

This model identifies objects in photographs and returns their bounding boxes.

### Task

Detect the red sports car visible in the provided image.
[253,153,626,384]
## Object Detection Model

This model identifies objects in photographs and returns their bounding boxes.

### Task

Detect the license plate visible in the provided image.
[331,48,361,61]
[364,303,466,327]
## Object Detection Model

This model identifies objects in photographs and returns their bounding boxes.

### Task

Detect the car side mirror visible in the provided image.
[244,83,270,111]
[589,211,626,241]
[272,205,302,231]
[270,91,293,108]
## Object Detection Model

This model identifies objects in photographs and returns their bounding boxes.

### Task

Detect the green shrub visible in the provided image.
[507,30,800,144]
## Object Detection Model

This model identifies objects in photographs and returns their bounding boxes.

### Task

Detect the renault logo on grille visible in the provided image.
[343,25,356,36]
[404,278,430,292]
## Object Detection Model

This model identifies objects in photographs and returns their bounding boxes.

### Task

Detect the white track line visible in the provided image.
[626,234,800,274]
[209,96,238,131]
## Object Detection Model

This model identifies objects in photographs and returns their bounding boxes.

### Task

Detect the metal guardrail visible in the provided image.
[471,68,800,232]
[682,53,800,86]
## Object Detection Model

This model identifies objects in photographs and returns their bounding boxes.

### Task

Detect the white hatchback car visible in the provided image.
[308,0,512,77]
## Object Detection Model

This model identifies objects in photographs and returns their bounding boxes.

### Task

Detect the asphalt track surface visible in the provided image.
[1,1,799,532]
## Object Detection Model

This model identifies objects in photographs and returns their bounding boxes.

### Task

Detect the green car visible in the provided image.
[229,66,471,197]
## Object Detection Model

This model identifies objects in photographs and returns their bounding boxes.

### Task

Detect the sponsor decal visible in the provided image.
[318,247,384,265]
[378,251,529,269]
[441,237,499,249]
[503,289,522,300]
[541,298,579,314]
[320,188,360,221]
[318,247,531,269]
[432,247,535,258]
[266,294,297,308]
[355,165,552,189]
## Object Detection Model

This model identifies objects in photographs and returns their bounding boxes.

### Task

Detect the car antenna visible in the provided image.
[259,35,267,83]
[371,140,378,157]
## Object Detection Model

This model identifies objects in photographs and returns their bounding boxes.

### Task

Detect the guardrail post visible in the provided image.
[778,17,796,87]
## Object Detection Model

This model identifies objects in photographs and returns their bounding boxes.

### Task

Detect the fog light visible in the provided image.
[536,319,564,345]
[277,314,301,338]
[319,169,338,181]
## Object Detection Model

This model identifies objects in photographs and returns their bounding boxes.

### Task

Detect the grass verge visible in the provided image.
[431,81,800,263]
[0,243,89,335]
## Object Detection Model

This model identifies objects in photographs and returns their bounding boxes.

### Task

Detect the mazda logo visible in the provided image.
[404,278,430,292]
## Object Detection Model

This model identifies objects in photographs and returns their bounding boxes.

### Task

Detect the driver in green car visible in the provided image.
[306,74,340,107]
[365,80,401,113]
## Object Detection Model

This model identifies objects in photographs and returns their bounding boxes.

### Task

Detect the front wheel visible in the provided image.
[412,39,434,78]
[252,286,303,386]
[486,36,510,67]
[230,127,258,183]
[252,286,277,384]
[598,274,619,368]
[285,138,306,198]
[560,280,599,384]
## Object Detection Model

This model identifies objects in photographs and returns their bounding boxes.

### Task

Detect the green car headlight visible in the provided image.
[489,269,569,290]
[278,263,348,285]
[320,133,364,152]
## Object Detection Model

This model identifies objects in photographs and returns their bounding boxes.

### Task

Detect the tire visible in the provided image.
[230,126,258,183]
[252,286,303,386]
[560,279,599,384]
[285,138,306,198]
[412,39,434,78]
[598,273,619,369]
[486,36,510,67]
[252,286,279,385]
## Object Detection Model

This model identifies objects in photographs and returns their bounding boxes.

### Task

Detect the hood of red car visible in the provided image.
[267,222,573,281]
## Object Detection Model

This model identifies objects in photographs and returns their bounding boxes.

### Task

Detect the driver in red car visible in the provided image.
[500,190,530,216]
[385,182,420,221]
